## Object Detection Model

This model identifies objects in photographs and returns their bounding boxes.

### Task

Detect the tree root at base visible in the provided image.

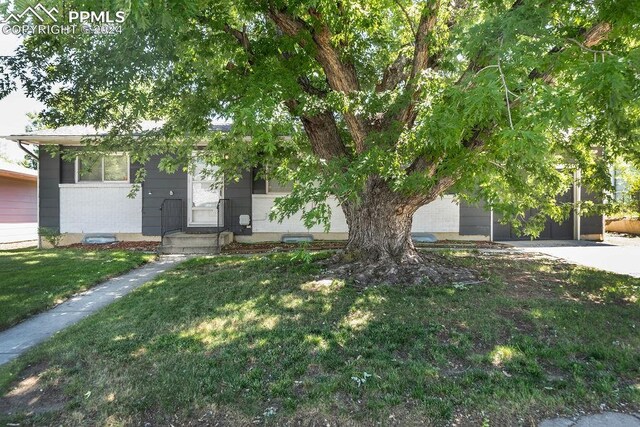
[316,251,481,287]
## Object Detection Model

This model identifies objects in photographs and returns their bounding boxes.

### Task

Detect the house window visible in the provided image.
[267,178,293,194]
[77,154,129,183]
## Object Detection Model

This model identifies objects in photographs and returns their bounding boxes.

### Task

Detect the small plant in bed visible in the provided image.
[38,227,63,248]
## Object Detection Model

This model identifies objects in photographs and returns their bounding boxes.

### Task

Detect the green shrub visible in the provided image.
[289,242,313,264]
[39,227,63,248]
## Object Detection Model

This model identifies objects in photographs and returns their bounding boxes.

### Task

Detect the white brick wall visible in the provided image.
[252,196,348,233]
[411,195,459,232]
[60,184,142,233]
[252,194,459,233]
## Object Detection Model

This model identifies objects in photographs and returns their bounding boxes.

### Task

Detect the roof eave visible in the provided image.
[2,135,88,145]
[0,169,38,181]
[1,134,247,146]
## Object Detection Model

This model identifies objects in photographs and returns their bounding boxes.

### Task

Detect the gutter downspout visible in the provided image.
[18,140,39,162]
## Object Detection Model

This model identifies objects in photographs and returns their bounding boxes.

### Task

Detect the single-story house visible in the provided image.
[0,159,38,246]
[3,126,604,251]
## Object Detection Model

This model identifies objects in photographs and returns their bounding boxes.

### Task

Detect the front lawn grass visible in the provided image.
[0,251,638,425]
[0,248,155,330]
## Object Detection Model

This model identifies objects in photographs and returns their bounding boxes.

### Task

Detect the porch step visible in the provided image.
[160,231,233,254]
[160,245,222,254]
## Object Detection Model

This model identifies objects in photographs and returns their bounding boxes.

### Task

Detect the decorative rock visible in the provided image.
[82,234,117,244]
[411,233,438,243]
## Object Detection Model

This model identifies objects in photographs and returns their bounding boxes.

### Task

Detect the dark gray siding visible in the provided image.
[142,156,188,236]
[581,214,603,235]
[466,185,603,241]
[493,189,574,240]
[459,201,491,236]
[580,186,604,235]
[38,149,60,230]
[60,149,76,184]
[491,213,511,240]
[130,160,142,183]
[60,158,76,184]
[252,167,266,194]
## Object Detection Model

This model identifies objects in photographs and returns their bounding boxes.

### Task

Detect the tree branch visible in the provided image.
[223,24,250,52]
[285,99,347,160]
[396,0,440,129]
[409,1,440,81]
[566,37,613,56]
[582,22,612,48]
[393,0,416,39]
[268,8,368,153]
[497,60,513,129]
[375,54,410,92]
[416,20,613,183]
[528,21,612,83]
[223,23,254,72]
[223,18,348,160]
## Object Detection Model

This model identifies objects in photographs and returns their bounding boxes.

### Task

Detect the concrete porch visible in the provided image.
[160,231,233,254]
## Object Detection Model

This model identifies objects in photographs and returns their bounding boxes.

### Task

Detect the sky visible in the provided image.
[0,33,42,161]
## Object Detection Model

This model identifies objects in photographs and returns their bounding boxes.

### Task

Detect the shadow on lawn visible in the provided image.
[2,253,639,425]
[0,249,152,331]
[0,248,137,267]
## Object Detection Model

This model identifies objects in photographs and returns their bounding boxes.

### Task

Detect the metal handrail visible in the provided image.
[160,198,184,237]
[216,198,231,252]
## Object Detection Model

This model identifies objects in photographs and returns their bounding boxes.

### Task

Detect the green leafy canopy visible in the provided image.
[1,0,639,235]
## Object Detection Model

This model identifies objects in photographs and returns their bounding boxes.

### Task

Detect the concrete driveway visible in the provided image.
[500,234,640,278]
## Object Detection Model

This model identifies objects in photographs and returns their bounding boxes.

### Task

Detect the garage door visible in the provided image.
[493,189,574,240]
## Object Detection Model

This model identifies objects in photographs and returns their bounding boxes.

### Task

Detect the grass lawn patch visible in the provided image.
[0,251,638,425]
[0,248,155,330]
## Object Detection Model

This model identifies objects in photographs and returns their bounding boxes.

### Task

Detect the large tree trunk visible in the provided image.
[341,180,425,264]
[326,179,477,286]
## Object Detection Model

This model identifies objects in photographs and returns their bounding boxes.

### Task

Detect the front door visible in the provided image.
[188,161,223,227]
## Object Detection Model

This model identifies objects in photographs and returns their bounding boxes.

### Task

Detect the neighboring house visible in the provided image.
[3,126,604,250]
[0,160,37,246]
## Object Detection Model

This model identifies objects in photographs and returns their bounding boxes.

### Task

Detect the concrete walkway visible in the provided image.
[540,412,640,427]
[500,237,640,278]
[0,255,187,366]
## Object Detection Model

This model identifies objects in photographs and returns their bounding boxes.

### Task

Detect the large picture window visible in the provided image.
[77,154,129,183]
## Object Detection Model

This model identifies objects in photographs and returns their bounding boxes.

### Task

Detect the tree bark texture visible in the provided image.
[341,179,428,264]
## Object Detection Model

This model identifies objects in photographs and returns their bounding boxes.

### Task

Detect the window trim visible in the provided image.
[265,177,293,195]
[75,153,130,184]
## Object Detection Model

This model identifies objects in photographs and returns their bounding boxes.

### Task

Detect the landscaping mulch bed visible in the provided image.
[64,241,160,252]
[60,239,506,255]
[418,239,509,249]
[221,240,506,254]
[221,241,346,254]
